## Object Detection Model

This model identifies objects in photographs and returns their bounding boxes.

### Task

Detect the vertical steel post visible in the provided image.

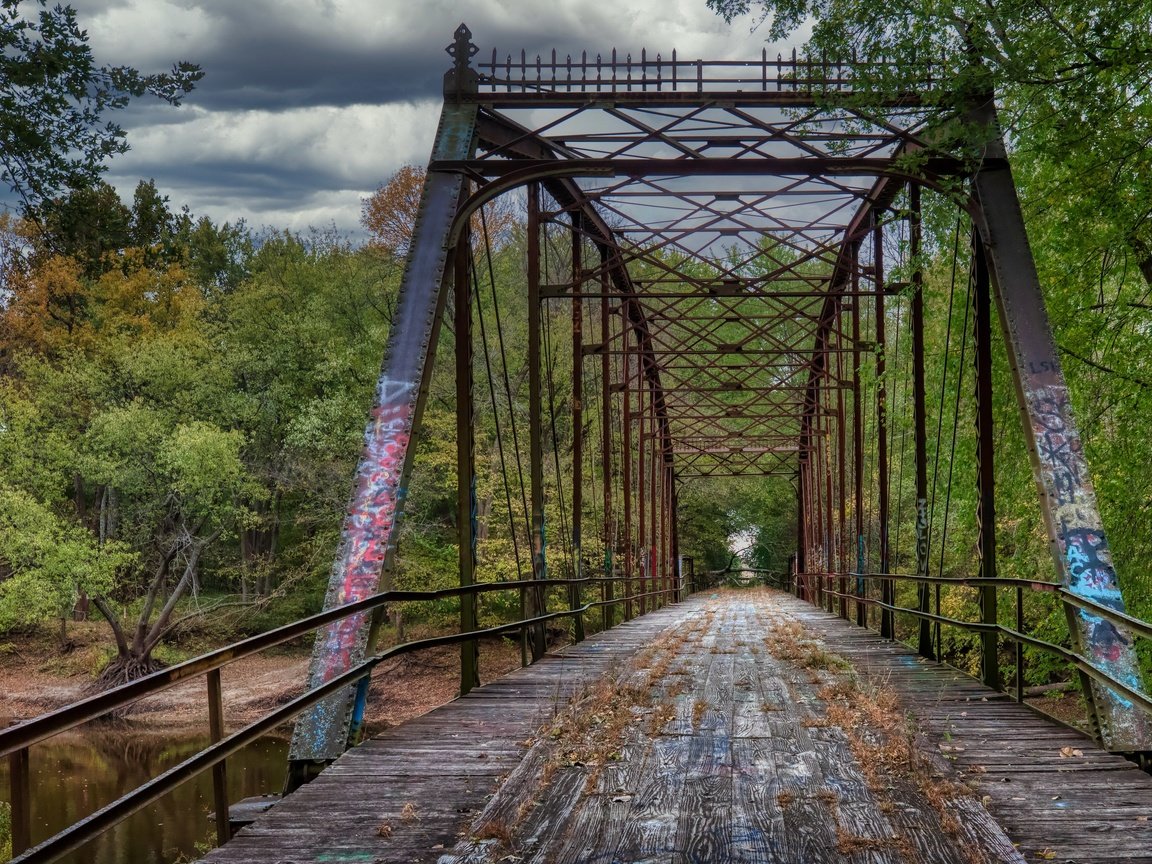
[836,302,849,619]
[851,242,867,627]
[911,186,934,658]
[600,250,615,630]
[823,387,835,609]
[812,403,825,606]
[570,218,586,643]
[9,740,30,855]
[527,183,548,661]
[207,668,230,844]
[875,212,893,639]
[649,390,658,607]
[796,467,807,594]
[970,93,1151,747]
[973,235,1001,690]
[622,334,634,620]
[638,377,647,614]
[455,220,480,693]
[662,463,671,600]
[671,474,681,601]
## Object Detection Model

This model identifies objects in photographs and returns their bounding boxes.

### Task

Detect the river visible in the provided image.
[1,729,287,864]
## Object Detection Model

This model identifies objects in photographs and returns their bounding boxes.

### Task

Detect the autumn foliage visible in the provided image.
[361,164,518,257]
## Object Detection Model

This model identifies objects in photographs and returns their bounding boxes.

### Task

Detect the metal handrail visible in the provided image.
[842,570,1152,642]
[807,570,1152,731]
[0,577,586,758]
[5,575,681,863]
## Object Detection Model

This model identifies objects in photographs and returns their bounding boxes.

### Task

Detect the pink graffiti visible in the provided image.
[314,380,416,683]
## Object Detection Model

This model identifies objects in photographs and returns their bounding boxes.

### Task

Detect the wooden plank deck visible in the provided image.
[203,590,1152,863]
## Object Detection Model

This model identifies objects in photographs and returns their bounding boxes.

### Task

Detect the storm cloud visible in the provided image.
[65,0,782,233]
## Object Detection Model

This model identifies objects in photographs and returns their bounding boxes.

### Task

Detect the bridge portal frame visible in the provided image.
[290,24,1150,791]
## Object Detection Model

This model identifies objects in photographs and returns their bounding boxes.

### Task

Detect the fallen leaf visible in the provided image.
[1037,849,1056,860]
[1058,746,1083,758]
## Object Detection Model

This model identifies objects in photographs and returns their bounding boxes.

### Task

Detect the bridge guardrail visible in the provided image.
[794,569,1152,749]
[1,575,681,864]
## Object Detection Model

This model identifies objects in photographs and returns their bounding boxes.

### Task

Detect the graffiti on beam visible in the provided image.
[313,377,416,675]
[914,497,928,576]
[1027,381,1143,712]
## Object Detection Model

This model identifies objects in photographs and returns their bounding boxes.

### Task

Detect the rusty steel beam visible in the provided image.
[969,95,1151,750]
[527,183,548,662]
[973,233,1000,690]
[467,90,927,110]
[455,218,480,695]
[434,156,970,179]
[911,186,933,658]
[286,92,479,784]
[875,211,893,639]
[601,250,615,630]
[570,217,586,643]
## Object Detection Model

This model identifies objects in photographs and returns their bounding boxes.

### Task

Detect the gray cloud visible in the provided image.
[57,1,779,234]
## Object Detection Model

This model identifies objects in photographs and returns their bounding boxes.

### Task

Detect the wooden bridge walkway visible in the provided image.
[204,590,1152,864]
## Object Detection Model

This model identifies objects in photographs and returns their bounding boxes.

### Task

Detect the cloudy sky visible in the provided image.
[65,0,791,237]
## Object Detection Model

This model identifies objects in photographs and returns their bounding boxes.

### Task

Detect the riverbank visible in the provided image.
[0,622,525,734]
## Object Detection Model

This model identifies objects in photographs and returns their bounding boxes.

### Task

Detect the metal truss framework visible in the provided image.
[288,24,1150,784]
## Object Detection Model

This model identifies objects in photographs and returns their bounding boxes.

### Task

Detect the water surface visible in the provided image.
[1,728,287,864]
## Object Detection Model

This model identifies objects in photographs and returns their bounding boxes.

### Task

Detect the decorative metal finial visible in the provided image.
[444,23,479,98]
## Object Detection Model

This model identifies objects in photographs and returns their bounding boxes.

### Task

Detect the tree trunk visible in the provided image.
[91,528,220,691]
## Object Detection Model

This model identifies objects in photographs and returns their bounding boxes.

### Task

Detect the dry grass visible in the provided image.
[474,818,514,849]
[815,671,991,864]
[835,827,897,855]
[692,698,708,727]
[764,620,850,672]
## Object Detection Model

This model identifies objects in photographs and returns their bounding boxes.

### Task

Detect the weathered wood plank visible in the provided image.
[204,592,1152,864]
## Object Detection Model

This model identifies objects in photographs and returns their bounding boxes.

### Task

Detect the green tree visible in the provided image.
[0,0,202,214]
[706,0,1152,282]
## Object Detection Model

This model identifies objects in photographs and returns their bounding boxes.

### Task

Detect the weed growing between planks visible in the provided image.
[762,611,992,864]
[817,673,991,864]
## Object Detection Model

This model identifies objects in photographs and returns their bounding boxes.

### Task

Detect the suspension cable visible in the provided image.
[480,207,532,547]
[471,233,524,580]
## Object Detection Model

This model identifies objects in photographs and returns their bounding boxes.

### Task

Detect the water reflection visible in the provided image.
[0,729,287,864]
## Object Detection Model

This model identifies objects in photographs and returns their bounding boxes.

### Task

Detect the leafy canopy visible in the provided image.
[0,0,202,213]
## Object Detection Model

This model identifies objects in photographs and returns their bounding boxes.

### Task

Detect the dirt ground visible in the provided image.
[0,622,527,735]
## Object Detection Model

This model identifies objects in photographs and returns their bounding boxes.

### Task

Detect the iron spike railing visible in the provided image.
[479,49,936,94]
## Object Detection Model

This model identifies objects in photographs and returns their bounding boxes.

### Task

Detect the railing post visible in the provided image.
[456,213,480,693]
[570,215,586,643]
[9,733,31,856]
[207,668,230,845]
[874,210,893,639]
[1016,585,1025,703]
[527,183,548,661]
[911,185,934,658]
